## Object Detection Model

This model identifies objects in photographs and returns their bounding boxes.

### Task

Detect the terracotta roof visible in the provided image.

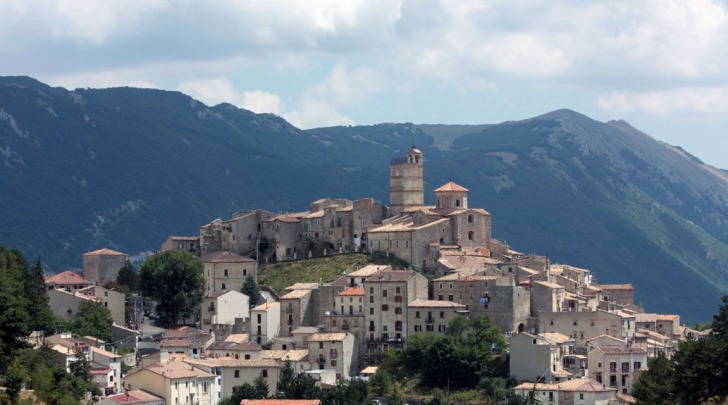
[202,251,255,263]
[90,368,112,375]
[210,341,262,351]
[84,248,126,256]
[434,182,469,192]
[542,333,574,344]
[408,299,466,308]
[338,287,364,296]
[143,361,214,379]
[240,401,321,405]
[285,283,319,291]
[169,236,200,241]
[533,280,564,289]
[308,333,348,342]
[107,389,164,405]
[216,358,280,367]
[45,271,93,286]
[91,346,121,359]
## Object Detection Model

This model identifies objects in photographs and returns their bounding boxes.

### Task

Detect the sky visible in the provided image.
[2,0,728,168]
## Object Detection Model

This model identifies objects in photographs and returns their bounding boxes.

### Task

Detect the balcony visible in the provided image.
[330,350,338,359]
[316,356,326,364]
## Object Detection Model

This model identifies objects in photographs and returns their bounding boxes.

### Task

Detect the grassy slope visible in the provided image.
[258,253,411,294]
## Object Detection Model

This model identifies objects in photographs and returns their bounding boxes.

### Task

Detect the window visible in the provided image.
[440,311,445,318]
[448,295,453,301]
[234,370,240,378]
[416,311,421,318]
[331,360,337,367]
[622,362,629,372]
[382,304,389,311]
[221,283,226,290]
[383,289,388,297]
[369,296,374,303]
[456,199,461,207]
[224,269,228,277]
[395,307,402,314]
[468,214,473,223]
[245,354,250,360]
[634,361,642,370]
[610,362,617,372]
[262,370,268,378]
[414,325,422,332]
[319,342,324,349]
[468,231,474,240]
[370,308,374,315]
[394,295,402,303]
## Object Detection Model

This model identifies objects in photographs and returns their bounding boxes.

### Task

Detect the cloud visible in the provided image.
[177,78,246,107]
[597,87,728,117]
[242,91,284,115]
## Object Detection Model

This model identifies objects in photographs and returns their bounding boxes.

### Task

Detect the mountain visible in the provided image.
[1,76,727,323]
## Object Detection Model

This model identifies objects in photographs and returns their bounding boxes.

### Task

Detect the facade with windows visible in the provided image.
[202,251,257,295]
[407,299,466,336]
[587,346,647,394]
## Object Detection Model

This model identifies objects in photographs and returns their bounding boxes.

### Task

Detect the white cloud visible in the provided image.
[242,91,284,115]
[597,87,728,117]
[178,78,246,107]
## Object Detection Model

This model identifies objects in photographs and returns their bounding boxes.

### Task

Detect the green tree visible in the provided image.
[70,300,113,342]
[139,251,205,327]
[631,352,674,405]
[116,260,139,293]
[253,375,269,398]
[242,275,263,307]
[24,258,56,334]
[672,336,728,404]
[712,294,728,338]
[68,348,92,383]
[231,376,268,402]
[276,360,320,399]
[0,247,31,374]
[369,369,393,397]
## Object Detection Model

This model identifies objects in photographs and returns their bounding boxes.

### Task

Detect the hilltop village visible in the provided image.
[36,147,712,405]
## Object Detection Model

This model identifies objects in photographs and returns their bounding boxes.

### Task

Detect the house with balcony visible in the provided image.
[250,301,280,344]
[306,332,356,380]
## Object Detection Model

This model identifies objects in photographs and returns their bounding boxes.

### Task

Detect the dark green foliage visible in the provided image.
[320,379,369,405]
[381,315,507,390]
[139,251,205,327]
[632,296,728,405]
[70,300,113,342]
[712,295,728,338]
[0,247,31,374]
[368,368,393,397]
[24,258,56,334]
[116,260,139,293]
[631,353,674,405]
[242,275,262,307]
[276,360,321,399]
[231,376,269,402]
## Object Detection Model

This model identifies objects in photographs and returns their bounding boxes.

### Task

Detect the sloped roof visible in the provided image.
[338,287,364,296]
[408,299,466,308]
[45,270,93,286]
[515,378,617,393]
[434,182,469,192]
[84,248,126,256]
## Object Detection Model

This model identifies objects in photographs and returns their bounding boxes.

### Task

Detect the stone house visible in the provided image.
[207,340,262,360]
[634,313,680,338]
[538,310,635,353]
[44,270,93,291]
[161,235,201,256]
[123,361,218,405]
[509,332,575,383]
[159,327,214,360]
[82,248,128,287]
[363,269,428,351]
[587,346,647,394]
[280,289,314,337]
[216,358,280,399]
[407,299,466,335]
[307,332,356,380]
[48,287,124,327]
[201,290,249,336]
[250,301,281,344]
[202,251,257,295]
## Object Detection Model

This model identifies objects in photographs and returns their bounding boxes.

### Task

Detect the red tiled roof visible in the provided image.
[434,182,469,192]
[45,271,92,286]
[338,287,364,296]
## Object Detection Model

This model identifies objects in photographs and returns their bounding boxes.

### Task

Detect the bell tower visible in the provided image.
[389,146,424,216]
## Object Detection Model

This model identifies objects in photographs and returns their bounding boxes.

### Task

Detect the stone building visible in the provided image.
[307,332,357,380]
[161,236,201,256]
[201,290,249,336]
[201,251,257,295]
[368,147,492,271]
[82,248,127,286]
[250,301,280,344]
[509,332,575,383]
[587,346,647,394]
[407,299,466,335]
[538,310,636,353]
[363,269,428,350]
[44,270,93,292]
